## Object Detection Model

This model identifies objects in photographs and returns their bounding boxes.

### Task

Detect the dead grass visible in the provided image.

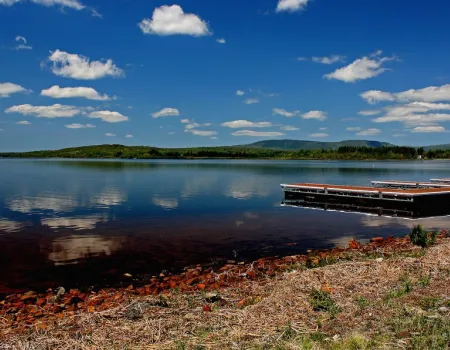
[1,238,449,349]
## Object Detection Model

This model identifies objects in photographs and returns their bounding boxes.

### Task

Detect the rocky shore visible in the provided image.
[1,231,449,349]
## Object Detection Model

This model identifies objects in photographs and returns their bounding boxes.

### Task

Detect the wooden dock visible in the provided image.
[371,180,450,189]
[281,182,450,217]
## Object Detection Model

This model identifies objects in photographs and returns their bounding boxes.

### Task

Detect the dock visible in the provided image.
[281,182,450,217]
[371,180,450,189]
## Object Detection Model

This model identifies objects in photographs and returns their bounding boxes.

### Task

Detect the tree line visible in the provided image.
[1,144,448,160]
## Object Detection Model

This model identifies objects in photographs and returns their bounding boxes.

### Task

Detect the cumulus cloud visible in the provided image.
[89,111,129,123]
[14,35,32,50]
[309,133,328,138]
[65,123,95,129]
[139,5,211,36]
[324,51,396,83]
[41,85,112,101]
[16,120,31,125]
[356,128,381,136]
[231,130,285,137]
[184,122,211,130]
[358,109,381,116]
[105,133,116,137]
[346,127,361,132]
[272,108,300,117]
[125,134,133,138]
[47,50,124,80]
[276,0,309,12]
[360,90,395,104]
[216,38,226,44]
[280,125,299,131]
[0,82,30,97]
[186,129,217,136]
[152,107,180,118]
[180,118,190,123]
[221,120,272,128]
[5,104,80,118]
[411,126,446,133]
[361,84,450,104]
[301,110,327,121]
[244,98,259,105]
[236,90,245,96]
[372,102,450,127]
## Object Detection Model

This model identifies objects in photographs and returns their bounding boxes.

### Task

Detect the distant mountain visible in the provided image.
[238,139,394,150]
[424,144,450,151]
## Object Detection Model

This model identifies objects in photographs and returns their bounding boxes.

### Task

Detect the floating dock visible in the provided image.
[430,178,450,184]
[371,180,450,189]
[281,183,450,217]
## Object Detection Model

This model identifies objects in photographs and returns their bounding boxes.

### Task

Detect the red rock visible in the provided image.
[202,305,212,312]
[349,239,362,249]
[197,284,206,290]
[370,237,384,243]
[246,270,256,278]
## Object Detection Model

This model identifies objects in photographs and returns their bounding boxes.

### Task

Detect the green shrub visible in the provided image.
[409,225,438,248]
[309,289,341,318]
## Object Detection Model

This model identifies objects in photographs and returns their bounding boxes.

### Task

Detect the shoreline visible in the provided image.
[2,231,449,347]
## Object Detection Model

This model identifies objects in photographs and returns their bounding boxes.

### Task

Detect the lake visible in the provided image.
[1,159,450,295]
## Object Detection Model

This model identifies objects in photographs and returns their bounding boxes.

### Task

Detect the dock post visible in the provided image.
[324,187,328,195]
[378,191,383,199]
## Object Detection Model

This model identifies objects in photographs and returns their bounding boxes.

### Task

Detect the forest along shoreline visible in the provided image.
[1,144,449,160]
[1,227,449,349]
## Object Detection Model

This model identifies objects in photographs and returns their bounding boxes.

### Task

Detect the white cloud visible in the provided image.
[105,133,116,137]
[221,120,272,128]
[324,51,396,83]
[210,136,218,139]
[31,0,85,10]
[346,127,361,132]
[16,120,31,125]
[186,129,217,136]
[280,125,299,131]
[216,38,226,44]
[152,107,180,118]
[411,126,446,133]
[372,102,450,126]
[0,82,30,98]
[244,98,260,105]
[8,195,76,213]
[180,118,190,123]
[231,130,285,137]
[139,5,211,36]
[184,122,211,130]
[236,90,245,96]
[309,133,328,138]
[356,128,381,136]
[362,84,450,104]
[89,110,129,123]
[47,50,124,80]
[125,134,133,138]
[41,85,112,101]
[276,0,309,12]
[0,0,20,5]
[301,110,327,121]
[319,127,327,130]
[5,104,80,118]
[272,108,300,117]
[311,55,345,64]
[65,123,95,129]
[358,110,381,116]
[14,35,32,50]
[42,215,106,231]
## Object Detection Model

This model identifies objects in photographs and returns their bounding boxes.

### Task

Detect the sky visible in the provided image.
[1,0,450,151]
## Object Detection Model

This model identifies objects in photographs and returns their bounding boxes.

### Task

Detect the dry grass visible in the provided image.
[1,238,449,349]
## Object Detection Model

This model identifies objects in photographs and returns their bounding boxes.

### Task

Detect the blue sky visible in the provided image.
[1,0,450,151]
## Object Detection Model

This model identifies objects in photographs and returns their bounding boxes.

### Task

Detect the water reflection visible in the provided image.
[0,219,24,233]
[1,159,450,292]
[7,196,77,214]
[48,235,123,266]
[42,214,107,231]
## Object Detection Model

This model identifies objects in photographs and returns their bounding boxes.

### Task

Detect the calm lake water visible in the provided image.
[1,159,450,294]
